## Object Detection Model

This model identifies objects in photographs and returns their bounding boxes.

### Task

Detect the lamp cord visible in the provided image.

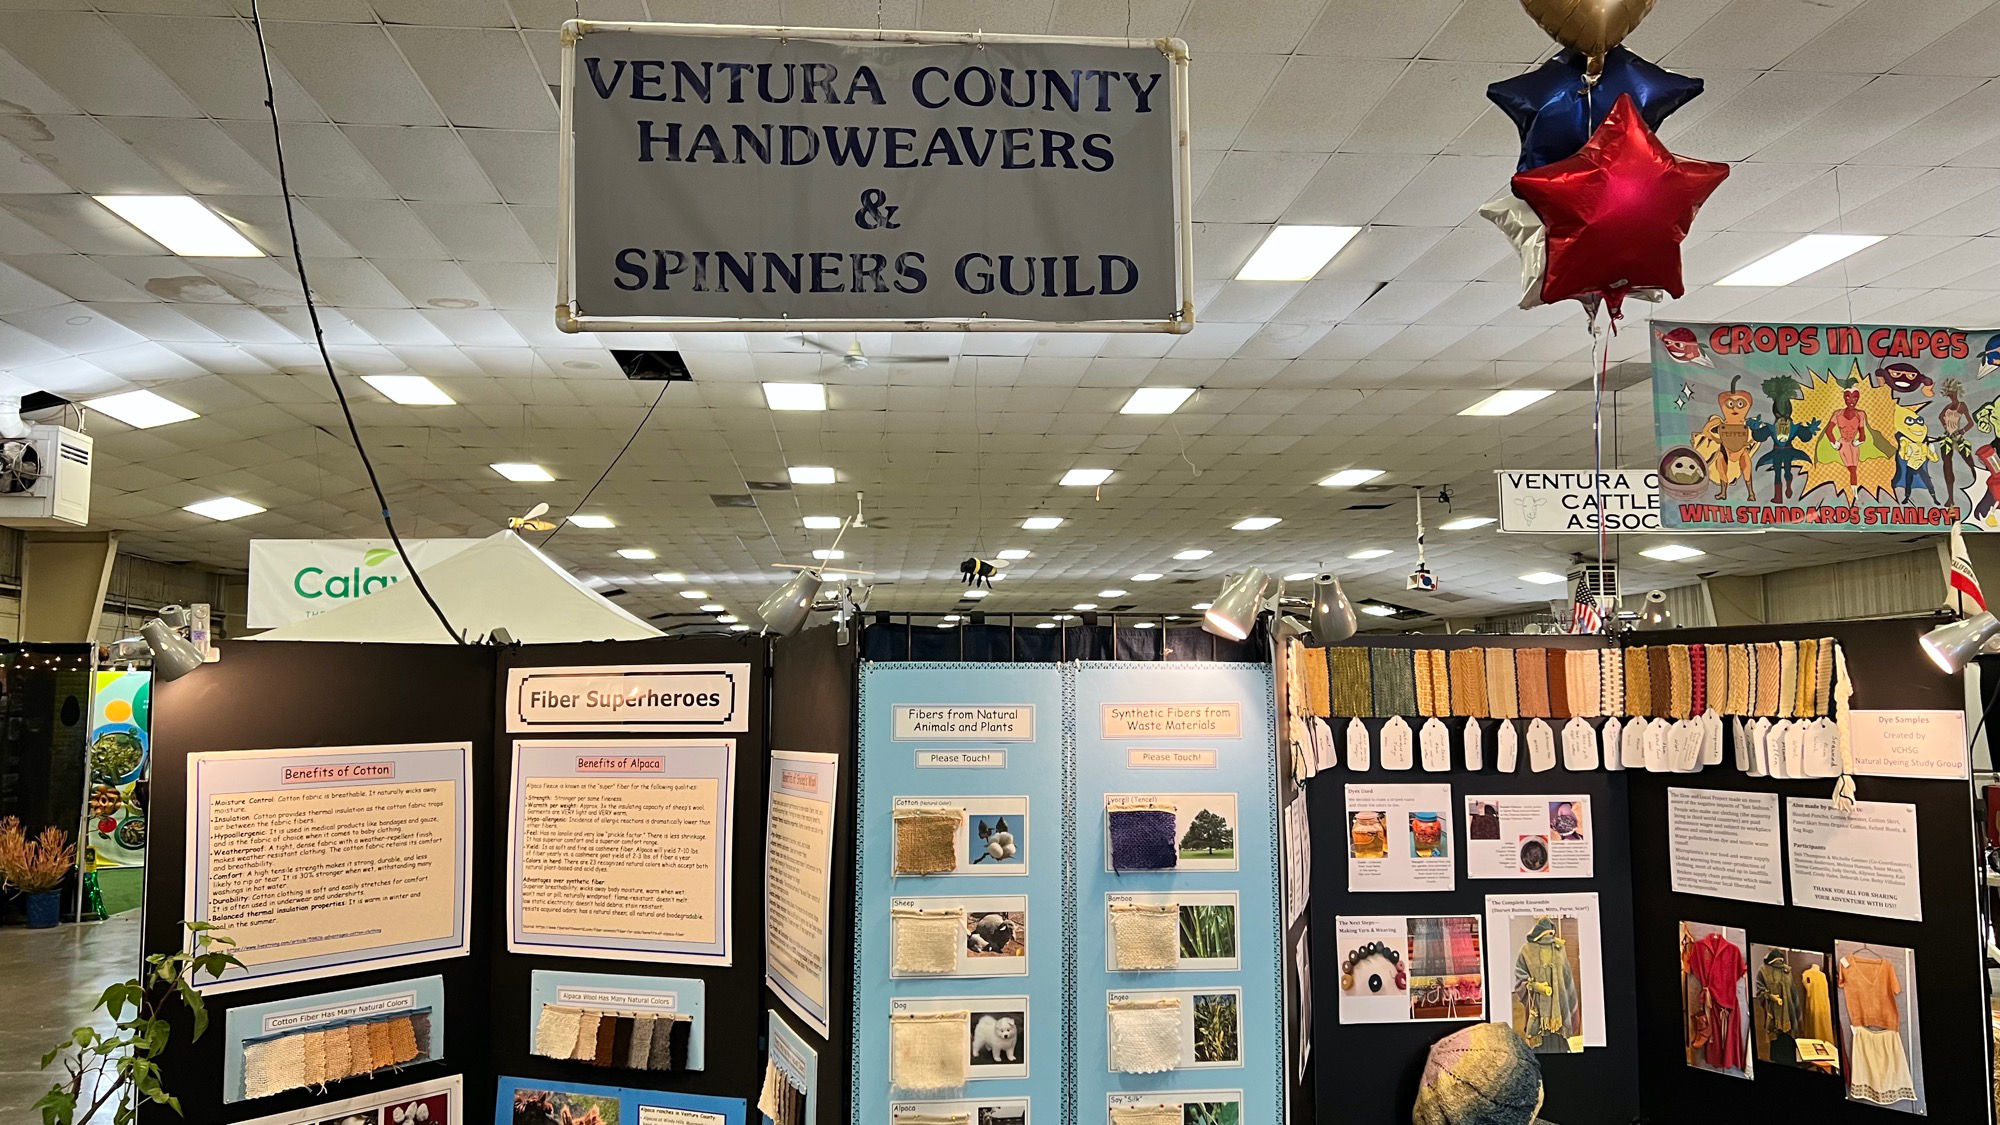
[248,0,460,643]
[539,379,675,550]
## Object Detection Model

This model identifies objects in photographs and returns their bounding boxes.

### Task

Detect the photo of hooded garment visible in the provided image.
[1512,917,1581,1053]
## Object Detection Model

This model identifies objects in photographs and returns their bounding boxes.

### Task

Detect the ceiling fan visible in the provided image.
[793,334,952,369]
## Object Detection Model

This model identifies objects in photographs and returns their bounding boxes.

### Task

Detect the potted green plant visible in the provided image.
[0,816,75,928]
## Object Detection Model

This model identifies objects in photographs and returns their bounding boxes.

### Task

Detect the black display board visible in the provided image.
[489,635,771,1106]
[1305,635,1642,1125]
[141,640,497,1125]
[1627,618,1990,1124]
[769,625,859,1125]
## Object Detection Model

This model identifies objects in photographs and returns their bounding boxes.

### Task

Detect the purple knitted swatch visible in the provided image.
[1109,808,1179,871]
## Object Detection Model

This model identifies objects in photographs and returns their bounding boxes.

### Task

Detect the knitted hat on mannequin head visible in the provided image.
[1413,1023,1549,1125]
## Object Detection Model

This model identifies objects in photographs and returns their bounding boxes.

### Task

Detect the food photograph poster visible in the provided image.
[1652,320,2000,532]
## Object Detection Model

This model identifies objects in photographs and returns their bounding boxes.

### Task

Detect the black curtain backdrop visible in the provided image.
[1305,635,1642,1125]
[140,640,496,1125]
[1627,618,1990,1125]
[860,620,1261,662]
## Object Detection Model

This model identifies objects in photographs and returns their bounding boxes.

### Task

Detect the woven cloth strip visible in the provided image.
[894,808,961,875]
[386,1016,420,1066]
[647,1015,678,1070]
[1567,649,1599,718]
[1448,648,1488,717]
[1109,902,1181,970]
[1728,645,1751,714]
[1648,647,1673,718]
[1517,648,1550,717]
[367,1019,397,1073]
[1487,648,1519,719]
[1754,643,1781,715]
[1546,649,1571,718]
[1601,645,1624,716]
[1795,638,1818,716]
[1110,1108,1184,1125]
[1414,648,1438,716]
[410,1011,433,1058]
[665,1015,692,1070]
[1109,806,1179,870]
[1624,647,1650,717]
[1778,641,1800,718]
[1304,648,1333,716]
[1371,647,1416,716]
[1707,643,1726,714]
[243,1033,307,1100]
[1667,645,1692,719]
[572,1012,601,1062]
[322,1019,354,1080]
[1815,638,1835,715]
[609,1015,633,1068]
[1328,647,1371,717]
[300,1029,327,1088]
[535,1006,582,1059]
[627,1015,656,1069]
[892,906,963,974]
[593,1013,620,1066]
[890,1010,968,1091]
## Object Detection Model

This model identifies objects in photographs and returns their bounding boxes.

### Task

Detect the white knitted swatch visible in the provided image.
[1109,998,1183,1074]
[1110,903,1180,971]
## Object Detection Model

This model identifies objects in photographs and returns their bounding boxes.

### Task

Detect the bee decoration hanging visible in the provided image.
[960,557,1001,588]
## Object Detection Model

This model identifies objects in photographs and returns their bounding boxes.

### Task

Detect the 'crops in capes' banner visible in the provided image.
[1652,320,2000,532]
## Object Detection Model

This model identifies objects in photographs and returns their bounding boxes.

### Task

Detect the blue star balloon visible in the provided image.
[1488,46,1704,172]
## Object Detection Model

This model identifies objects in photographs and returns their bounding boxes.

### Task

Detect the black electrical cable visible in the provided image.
[539,378,674,550]
[247,0,461,643]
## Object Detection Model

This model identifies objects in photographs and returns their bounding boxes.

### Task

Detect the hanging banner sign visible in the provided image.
[558,22,1192,331]
[247,538,482,629]
[1496,469,1661,533]
[1652,320,2000,532]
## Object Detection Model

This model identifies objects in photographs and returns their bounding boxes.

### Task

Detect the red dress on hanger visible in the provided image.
[1687,933,1746,1070]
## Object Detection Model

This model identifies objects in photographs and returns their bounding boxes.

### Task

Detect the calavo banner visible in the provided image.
[248,539,481,628]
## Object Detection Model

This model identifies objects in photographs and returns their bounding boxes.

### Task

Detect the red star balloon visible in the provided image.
[1510,92,1728,315]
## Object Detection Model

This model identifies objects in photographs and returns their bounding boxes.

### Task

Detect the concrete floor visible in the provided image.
[0,913,141,1118]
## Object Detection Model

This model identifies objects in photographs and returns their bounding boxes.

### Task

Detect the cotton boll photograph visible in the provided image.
[967,1009,1025,1067]
[964,910,1026,958]
[967,811,1023,866]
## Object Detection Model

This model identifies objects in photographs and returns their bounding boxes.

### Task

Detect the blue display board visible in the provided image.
[494,1076,746,1124]
[856,664,1066,1125]
[854,661,1280,1125]
[1073,663,1278,1125]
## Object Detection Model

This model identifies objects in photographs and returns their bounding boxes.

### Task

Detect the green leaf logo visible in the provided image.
[363,549,395,567]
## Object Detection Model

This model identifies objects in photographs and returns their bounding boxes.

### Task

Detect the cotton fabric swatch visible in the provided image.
[1304,647,1335,716]
[1371,647,1417,716]
[756,1060,785,1121]
[1755,643,1781,716]
[1689,644,1707,715]
[248,1032,308,1099]
[299,1028,328,1087]
[1727,645,1752,715]
[387,1016,419,1065]
[1814,639,1836,715]
[1623,647,1651,717]
[1414,649,1443,717]
[1566,649,1600,718]
[1708,644,1729,715]
[368,1019,398,1071]
[1327,646,1371,717]
[410,1011,433,1057]
[1486,648,1519,719]
[1600,645,1624,717]
[1447,648,1488,717]
[1109,902,1180,970]
[1648,646,1673,718]
[890,1010,970,1091]
[1516,648,1549,718]
[1546,649,1570,719]
[894,807,962,875]
[892,906,964,974]
[1108,997,1184,1074]
[1109,805,1179,870]
[1777,641,1799,718]
[1667,645,1692,720]
[321,1020,352,1080]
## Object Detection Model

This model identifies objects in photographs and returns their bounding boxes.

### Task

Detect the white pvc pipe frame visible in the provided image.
[555,20,1197,335]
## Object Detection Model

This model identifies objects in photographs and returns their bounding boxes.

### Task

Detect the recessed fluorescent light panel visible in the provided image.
[94,195,262,257]
[1283,572,1315,582]
[86,389,198,429]
[717,614,739,623]
[360,374,453,405]
[699,603,725,613]
[1319,469,1384,487]
[787,465,836,484]
[1347,548,1391,560]
[652,571,687,583]
[680,590,709,599]
[1641,544,1706,562]
[964,588,990,599]
[1460,389,1553,417]
[762,382,827,411]
[1440,516,1495,530]
[184,496,263,521]
[1074,603,1098,611]
[1099,589,1128,598]
[1360,603,1397,617]
[1131,572,1163,581]
[1173,549,1212,560]
[616,548,656,560]
[1520,571,1567,585]
[1021,516,1064,530]
[802,515,844,530]
[567,514,615,529]
[1716,234,1884,287]
[1233,516,1282,531]
[1235,225,1361,281]
[491,462,553,482]
[812,549,844,560]
[997,549,1031,560]
[1120,387,1196,415]
[1060,468,1114,487]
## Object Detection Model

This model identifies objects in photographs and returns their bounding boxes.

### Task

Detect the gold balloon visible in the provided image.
[1518,0,1658,77]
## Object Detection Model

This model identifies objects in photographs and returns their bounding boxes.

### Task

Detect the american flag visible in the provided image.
[1569,591,1603,635]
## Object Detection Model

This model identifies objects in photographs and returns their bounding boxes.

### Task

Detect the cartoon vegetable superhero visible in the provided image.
[1694,376,1756,500]
[1933,379,1977,501]
[1891,407,1938,503]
